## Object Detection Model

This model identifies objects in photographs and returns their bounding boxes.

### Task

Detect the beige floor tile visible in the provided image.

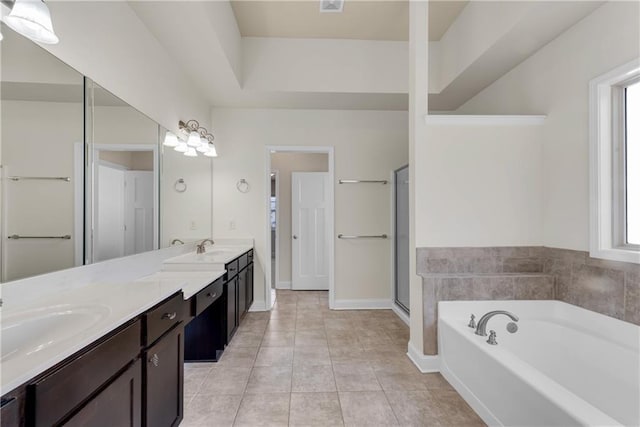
[266,317,297,331]
[254,346,294,367]
[423,373,455,391]
[375,368,429,391]
[289,392,344,426]
[184,364,213,394]
[216,346,259,368]
[338,391,399,426]
[182,394,242,427]
[384,390,444,427]
[200,367,251,395]
[292,365,337,393]
[261,330,296,347]
[295,329,328,347]
[329,346,369,364]
[230,331,264,347]
[234,393,290,427]
[295,316,325,331]
[245,366,293,394]
[333,363,381,392]
[431,390,486,426]
[293,346,332,366]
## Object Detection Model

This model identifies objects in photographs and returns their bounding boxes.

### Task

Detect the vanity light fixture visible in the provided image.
[163,131,179,147]
[174,142,188,153]
[184,147,198,157]
[178,119,218,158]
[4,0,59,45]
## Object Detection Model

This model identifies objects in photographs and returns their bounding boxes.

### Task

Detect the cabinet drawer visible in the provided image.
[144,293,183,347]
[225,259,239,279]
[28,321,141,427]
[193,278,224,316]
[238,253,249,271]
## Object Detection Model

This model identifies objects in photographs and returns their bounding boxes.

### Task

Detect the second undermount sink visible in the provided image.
[1,304,111,363]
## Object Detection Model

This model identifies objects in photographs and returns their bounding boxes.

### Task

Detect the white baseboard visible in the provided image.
[332,299,392,310]
[391,303,410,326]
[248,301,267,312]
[276,281,291,289]
[406,341,440,373]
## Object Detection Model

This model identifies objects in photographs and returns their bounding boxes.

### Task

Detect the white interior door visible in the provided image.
[96,165,125,262]
[292,172,329,290]
[124,171,154,256]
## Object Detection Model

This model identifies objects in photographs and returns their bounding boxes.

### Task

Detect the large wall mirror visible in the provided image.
[0,27,213,282]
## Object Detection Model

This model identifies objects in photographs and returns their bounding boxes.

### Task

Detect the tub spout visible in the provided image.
[475,310,519,337]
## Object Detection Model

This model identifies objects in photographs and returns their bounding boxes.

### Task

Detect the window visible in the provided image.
[590,59,640,264]
[625,81,639,246]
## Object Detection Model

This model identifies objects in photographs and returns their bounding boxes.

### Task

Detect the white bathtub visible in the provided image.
[438,300,640,427]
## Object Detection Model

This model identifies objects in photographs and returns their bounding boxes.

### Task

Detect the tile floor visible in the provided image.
[182,290,485,427]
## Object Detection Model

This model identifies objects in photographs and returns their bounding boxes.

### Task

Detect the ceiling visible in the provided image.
[230,0,467,42]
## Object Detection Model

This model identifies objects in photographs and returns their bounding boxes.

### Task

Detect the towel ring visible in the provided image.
[236,179,250,193]
[174,178,187,193]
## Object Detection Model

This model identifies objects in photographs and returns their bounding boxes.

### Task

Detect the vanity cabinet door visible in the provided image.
[238,267,247,318]
[63,360,141,427]
[226,277,238,342]
[143,325,184,427]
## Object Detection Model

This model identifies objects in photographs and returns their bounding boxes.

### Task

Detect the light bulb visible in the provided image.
[196,144,209,153]
[4,0,59,44]
[174,142,188,153]
[184,147,198,157]
[204,144,218,157]
[187,131,200,147]
[163,131,179,147]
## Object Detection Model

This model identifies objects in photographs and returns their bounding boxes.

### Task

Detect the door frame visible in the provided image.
[89,143,159,263]
[265,146,335,310]
[270,170,280,290]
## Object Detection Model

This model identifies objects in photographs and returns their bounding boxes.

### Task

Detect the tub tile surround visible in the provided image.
[418,246,640,354]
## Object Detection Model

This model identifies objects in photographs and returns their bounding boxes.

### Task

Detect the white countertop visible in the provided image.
[1,279,183,396]
[0,242,253,396]
[135,271,226,299]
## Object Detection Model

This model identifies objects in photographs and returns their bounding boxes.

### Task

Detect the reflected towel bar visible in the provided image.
[8,234,71,240]
[8,176,71,182]
[338,179,387,185]
[338,234,388,239]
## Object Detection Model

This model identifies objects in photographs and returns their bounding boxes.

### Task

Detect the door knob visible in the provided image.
[293,235,298,239]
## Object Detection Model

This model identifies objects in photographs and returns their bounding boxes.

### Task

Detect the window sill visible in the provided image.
[590,247,640,265]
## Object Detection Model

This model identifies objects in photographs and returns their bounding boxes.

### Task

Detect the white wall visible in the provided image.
[211,108,408,308]
[415,123,543,247]
[456,1,640,251]
[34,2,211,133]
[271,152,329,284]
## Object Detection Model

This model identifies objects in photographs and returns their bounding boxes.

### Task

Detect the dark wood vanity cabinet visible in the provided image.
[224,249,254,345]
[1,292,185,427]
[226,276,239,340]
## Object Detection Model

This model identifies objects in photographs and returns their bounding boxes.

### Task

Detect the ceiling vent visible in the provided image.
[320,0,344,13]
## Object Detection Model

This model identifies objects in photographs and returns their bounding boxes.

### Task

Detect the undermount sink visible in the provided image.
[1,304,111,363]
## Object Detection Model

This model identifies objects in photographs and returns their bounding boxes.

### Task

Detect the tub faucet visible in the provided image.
[475,310,519,336]
[196,239,215,254]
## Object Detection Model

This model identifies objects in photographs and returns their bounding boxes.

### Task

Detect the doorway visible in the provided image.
[265,147,335,309]
[92,145,158,262]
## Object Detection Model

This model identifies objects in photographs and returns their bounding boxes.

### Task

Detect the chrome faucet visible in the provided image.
[196,239,215,254]
[171,238,184,245]
[475,310,519,337]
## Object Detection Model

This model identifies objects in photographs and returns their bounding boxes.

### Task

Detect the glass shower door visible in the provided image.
[394,165,410,313]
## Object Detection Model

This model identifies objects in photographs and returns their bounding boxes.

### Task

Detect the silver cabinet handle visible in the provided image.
[162,312,177,320]
[207,292,217,298]
[149,353,159,367]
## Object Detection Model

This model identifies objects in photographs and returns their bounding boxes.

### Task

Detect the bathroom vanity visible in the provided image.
[0,242,255,427]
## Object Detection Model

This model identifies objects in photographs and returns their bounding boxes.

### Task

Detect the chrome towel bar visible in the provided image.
[338,234,388,239]
[8,234,71,240]
[8,176,71,182]
[338,179,387,185]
